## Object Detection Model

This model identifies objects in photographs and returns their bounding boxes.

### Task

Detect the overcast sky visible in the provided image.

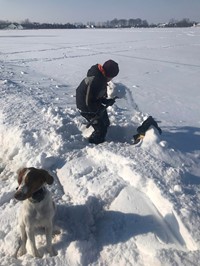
[0,0,200,24]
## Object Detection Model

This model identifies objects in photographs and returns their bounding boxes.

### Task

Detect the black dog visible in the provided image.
[133,116,162,143]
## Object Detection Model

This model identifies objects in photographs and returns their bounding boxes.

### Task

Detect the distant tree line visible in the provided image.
[0,18,198,30]
[97,18,149,28]
[21,21,79,30]
[164,18,195,28]
[0,19,84,29]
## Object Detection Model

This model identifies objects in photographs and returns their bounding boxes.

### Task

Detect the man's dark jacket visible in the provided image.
[76,64,108,113]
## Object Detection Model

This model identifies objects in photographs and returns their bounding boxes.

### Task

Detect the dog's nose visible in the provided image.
[14,191,26,201]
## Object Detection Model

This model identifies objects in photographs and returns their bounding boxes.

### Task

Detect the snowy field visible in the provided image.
[0,28,200,266]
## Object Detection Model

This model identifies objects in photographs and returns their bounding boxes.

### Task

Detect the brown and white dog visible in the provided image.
[14,167,57,258]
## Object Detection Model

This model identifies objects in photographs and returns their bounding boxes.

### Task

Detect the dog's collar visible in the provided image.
[29,187,47,203]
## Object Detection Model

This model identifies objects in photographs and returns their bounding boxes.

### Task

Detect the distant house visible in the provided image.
[17,25,23,30]
[157,23,167,28]
[7,23,23,30]
[86,24,95,28]
[192,22,200,27]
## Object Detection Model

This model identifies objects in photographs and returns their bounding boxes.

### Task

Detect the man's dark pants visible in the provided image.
[81,109,110,144]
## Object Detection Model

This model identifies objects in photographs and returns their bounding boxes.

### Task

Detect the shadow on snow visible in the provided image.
[54,197,185,265]
[163,126,200,153]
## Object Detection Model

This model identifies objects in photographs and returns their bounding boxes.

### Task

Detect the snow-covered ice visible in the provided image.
[0,28,200,266]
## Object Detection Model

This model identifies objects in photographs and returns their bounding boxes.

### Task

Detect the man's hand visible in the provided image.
[101,98,116,106]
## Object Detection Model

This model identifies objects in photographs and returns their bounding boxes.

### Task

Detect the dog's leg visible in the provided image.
[17,223,27,257]
[26,226,41,258]
[45,222,57,256]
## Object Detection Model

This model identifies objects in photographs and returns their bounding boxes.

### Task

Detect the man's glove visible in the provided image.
[101,98,115,106]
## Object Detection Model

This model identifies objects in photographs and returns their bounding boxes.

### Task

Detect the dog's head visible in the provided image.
[14,167,54,201]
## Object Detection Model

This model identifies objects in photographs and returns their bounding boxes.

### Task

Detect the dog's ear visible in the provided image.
[17,167,27,175]
[17,167,27,184]
[42,170,54,185]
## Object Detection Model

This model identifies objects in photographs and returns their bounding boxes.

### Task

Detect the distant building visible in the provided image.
[7,23,23,30]
[157,23,167,28]
[193,23,200,27]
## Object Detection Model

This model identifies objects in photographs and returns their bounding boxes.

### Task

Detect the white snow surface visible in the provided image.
[0,28,200,266]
